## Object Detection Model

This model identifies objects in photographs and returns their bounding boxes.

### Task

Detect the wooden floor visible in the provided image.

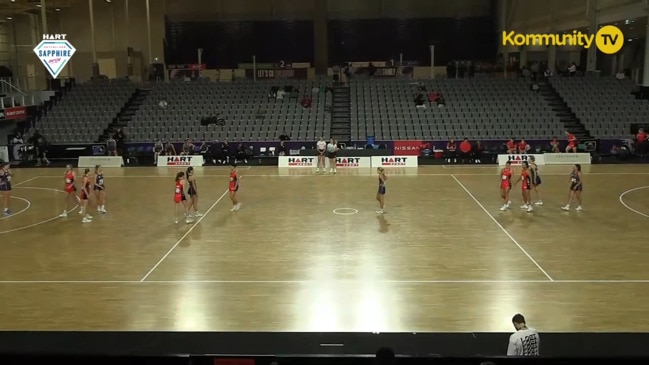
[1,164,649,332]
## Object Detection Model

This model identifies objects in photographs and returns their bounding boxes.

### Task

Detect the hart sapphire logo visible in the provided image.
[33,34,75,79]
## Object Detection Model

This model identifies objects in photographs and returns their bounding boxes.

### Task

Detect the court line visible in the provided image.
[450,174,554,282]
[2,279,649,284]
[0,196,31,221]
[139,188,231,282]
[27,172,649,178]
[12,176,39,187]
[618,185,649,218]
[442,165,495,169]
[0,187,79,235]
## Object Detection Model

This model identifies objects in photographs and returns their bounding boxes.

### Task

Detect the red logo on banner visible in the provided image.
[394,140,422,156]
[3,106,26,120]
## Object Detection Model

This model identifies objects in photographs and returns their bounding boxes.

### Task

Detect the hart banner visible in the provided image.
[497,154,545,166]
[394,140,422,156]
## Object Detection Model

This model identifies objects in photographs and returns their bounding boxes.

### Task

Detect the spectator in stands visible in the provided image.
[506,138,516,154]
[374,347,395,365]
[530,82,539,93]
[459,137,472,163]
[221,140,232,163]
[236,143,248,163]
[568,62,577,76]
[181,138,195,155]
[301,95,312,109]
[544,67,553,78]
[436,93,446,107]
[277,140,287,156]
[368,62,377,77]
[445,139,457,163]
[518,139,530,154]
[474,141,484,163]
[279,133,290,141]
[153,139,163,165]
[165,141,176,156]
[414,92,426,109]
[269,86,280,98]
[507,313,540,356]
[636,128,647,156]
[428,91,439,106]
[276,88,286,100]
[565,130,577,152]
[550,136,560,153]
[107,136,117,156]
[113,128,126,156]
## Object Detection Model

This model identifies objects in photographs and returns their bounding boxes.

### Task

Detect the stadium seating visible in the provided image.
[36,79,136,143]
[351,78,564,141]
[126,78,329,142]
[549,77,647,139]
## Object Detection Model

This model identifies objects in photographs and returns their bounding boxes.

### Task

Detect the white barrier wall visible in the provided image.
[543,153,591,165]
[278,156,372,168]
[78,156,123,168]
[0,146,8,162]
[157,155,204,167]
[371,156,419,167]
[497,154,545,166]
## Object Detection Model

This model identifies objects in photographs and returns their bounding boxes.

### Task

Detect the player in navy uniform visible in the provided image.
[93,165,107,214]
[0,162,13,216]
[186,166,202,218]
[376,167,387,214]
[562,164,583,211]
[528,155,543,206]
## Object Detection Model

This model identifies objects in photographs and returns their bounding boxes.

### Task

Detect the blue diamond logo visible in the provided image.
[33,40,76,79]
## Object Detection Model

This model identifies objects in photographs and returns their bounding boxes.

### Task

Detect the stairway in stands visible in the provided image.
[538,80,591,140]
[329,82,351,142]
[98,88,151,142]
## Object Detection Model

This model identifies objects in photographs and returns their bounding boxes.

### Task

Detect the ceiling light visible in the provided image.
[105,0,112,2]
[55,7,61,11]
[6,16,12,20]
[36,4,41,7]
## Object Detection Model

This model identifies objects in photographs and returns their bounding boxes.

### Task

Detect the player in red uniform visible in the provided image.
[173,171,192,224]
[229,163,241,212]
[60,164,80,218]
[79,168,93,223]
[514,161,533,212]
[499,161,513,211]
[565,130,577,153]
[506,138,516,154]
[517,139,529,154]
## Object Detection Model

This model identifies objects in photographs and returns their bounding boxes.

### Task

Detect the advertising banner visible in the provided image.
[0,106,27,120]
[393,140,422,156]
[335,157,371,168]
[497,154,546,166]
[78,156,123,168]
[543,153,591,165]
[371,156,418,167]
[157,155,204,167]
[278,156,317,168]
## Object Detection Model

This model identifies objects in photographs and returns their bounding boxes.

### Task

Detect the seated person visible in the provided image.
[164,141,176,156]
[269,86,280,98]
[474,141,484,163]
[236,143,248,163]
[153,139,164,165]
[636,128,647,156]
[436,93,446,107]
[445,139,457,163]
[518,139,530,154]
[278,141,287,156]
[550,136,560,153]
[428,91,439,105]
[180,138,195,155]
[301,95,312,108]
[459,137,472,163]
[506,138,516,154]
[414,92,426,109]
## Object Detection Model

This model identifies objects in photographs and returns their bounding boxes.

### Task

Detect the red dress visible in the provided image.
[64,171,76,193]
[500,168,512,190]
[174,180,184,203]
[521,170,531,191]
[518,141,527,153]
[229,171,238,192]
[567,134,577,148]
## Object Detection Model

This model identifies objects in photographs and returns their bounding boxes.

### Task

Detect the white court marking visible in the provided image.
[1,279,649,284]
[139,188,231,282]
[0,187,78,235]
[333,208,359,215]
[0,196,31,221]
[619,185,649,218]
[451,174,554,282]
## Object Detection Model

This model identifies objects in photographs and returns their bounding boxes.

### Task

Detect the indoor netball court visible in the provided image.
[1,164,648,333]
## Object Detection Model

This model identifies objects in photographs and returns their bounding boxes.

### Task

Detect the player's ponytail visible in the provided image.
[175,171,184,181]
[186,166,193,178]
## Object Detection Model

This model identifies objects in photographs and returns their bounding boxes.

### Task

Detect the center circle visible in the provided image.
[332,208,359,215]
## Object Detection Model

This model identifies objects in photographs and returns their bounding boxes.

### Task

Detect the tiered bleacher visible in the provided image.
[351,78,563,141]
[126,79,329,142]
[36,79,136,143]
[550,77,648,139]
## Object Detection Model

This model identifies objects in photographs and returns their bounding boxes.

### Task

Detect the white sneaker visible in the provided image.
[520,204,528,209]
[499,205,507,211]
[316,168,320,173]
[507,201,512,207]
[535,201,543,206]
[561,205,570,211]
[59,212,68,218]
[576,206,583,211]
[174,219,178,224]
[235,203,241,211]
[230,206,237,212]
[526,206,534,212]
[185,218,193,224]
[78,210,83,215]
[195,212,203,217]
[100,208,107,214]
[376,209,384,214]
[82,218,92,223]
